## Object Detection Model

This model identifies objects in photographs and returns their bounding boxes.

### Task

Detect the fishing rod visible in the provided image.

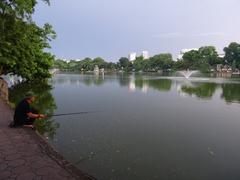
[48,111,101,117]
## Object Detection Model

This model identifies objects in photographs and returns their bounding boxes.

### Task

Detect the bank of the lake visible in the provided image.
[0,96,96,180]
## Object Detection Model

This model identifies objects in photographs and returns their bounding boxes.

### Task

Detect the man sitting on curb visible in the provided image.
[10,91,46,129]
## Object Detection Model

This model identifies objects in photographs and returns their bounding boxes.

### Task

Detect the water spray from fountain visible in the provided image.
[178,69,199,79]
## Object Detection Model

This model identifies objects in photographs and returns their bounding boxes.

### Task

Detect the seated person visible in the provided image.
[13,92,46,129]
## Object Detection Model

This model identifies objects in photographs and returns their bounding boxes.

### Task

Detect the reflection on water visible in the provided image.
[9,81,59,137]
[51,73,240,103]
[221,83,240,103]
[181,83,217,99]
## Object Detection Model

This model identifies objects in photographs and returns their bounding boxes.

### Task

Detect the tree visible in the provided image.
[81,58,94,71]
[118,57,132,71]
[106,62,117,70]
[149,53,173,71]
[54,59,69,70]
[0,0,56,80]
[182,50,203,70]
[198,46,220,66]
[173,60,185,70]
[133,56,150,72]
[93,57,107,69]
[224,42,240,68]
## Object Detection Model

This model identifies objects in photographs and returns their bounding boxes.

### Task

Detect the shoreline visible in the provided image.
[0,97,96,180]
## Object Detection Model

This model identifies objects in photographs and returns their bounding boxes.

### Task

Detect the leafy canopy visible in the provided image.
[0,0,56,80]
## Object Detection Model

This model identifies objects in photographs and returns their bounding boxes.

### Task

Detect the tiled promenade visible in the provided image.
[0,98,95,180]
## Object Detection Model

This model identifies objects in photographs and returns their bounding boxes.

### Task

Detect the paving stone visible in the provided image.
[8,159,26,167]
[0,171,11,179]
[16,172,36,180]
[5,154,22,161]
[14,165,32,175]
[58,170,72,177]
[35,167,57,176]
[30,160,50,169]
[2,149,18,156]
[10,173,18,178]
[33,176,43,180]
[0,163,8,171]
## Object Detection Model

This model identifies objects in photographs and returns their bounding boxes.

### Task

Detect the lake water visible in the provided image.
[10,73,240,180]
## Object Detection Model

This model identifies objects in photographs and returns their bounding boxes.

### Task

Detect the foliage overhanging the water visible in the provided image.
[0,0,56,80]
[9,80,59,137]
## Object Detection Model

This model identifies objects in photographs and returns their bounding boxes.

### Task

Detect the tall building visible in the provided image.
[142,51,149,59]
[128,52,137,61]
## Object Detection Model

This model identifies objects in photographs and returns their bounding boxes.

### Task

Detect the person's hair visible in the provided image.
[25,91,35,99]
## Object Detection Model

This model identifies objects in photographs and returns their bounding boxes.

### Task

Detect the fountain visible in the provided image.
[178,70,199,79]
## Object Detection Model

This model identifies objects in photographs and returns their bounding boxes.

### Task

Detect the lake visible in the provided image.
[10,73,240,180]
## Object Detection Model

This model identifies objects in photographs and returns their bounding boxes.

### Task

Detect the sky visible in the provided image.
[33,0,240,62]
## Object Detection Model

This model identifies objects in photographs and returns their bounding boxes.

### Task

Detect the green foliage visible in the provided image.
[54,59,69,69]
[224,42,240,69]
[0,0,55,80]
[149,53,173,71]
[172,60,185,70]
[133,56,150,72]
[118,57,132,71]
[182,50,202,70]
[93,57,107,68]
[181,46,222,72]
[54,43,240,73]
[9,80,59,137]
[79,58,94,71]
[106,62,117,70]
[198,46,220,66]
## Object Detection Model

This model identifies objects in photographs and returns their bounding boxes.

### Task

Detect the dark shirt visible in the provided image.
[14,99,31,126]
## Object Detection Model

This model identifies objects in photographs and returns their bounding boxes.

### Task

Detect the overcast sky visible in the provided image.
[33,0,240,61]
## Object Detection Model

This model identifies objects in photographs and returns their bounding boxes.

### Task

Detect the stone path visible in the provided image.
[0,98,95,180]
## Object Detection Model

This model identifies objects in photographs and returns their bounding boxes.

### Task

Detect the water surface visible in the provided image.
[11,73,240,180]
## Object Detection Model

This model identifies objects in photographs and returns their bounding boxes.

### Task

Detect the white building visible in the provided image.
[178,48,198,60]
[142,51,149,59]
[128,52,137,61]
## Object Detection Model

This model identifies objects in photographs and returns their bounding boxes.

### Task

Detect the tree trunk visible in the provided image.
[0,66,3,76]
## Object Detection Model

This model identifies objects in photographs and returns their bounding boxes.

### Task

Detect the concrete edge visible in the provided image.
[24,127,98,180]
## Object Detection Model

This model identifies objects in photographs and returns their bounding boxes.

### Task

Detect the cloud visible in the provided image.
[153,32,226,39]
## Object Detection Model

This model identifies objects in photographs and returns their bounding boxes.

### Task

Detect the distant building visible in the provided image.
[94,65,99,72]
[178,48,198,60]
[142,51,149,59]
[128,52,137,61]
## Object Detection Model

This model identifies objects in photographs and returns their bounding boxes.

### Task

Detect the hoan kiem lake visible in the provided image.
[9,73,240,180]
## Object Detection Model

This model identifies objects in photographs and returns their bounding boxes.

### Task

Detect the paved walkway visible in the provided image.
[0,98,95,180]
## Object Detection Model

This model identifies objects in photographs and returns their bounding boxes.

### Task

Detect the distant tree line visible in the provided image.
[54,42,240,73]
